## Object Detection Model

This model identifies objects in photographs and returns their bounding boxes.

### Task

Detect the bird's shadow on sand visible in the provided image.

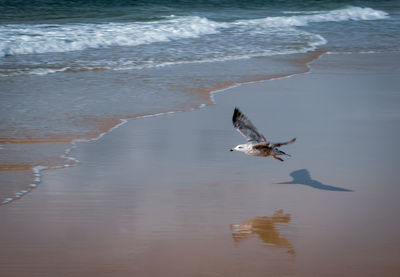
[277,169,353,192]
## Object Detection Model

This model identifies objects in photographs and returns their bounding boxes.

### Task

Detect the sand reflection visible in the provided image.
[231,210,295,255]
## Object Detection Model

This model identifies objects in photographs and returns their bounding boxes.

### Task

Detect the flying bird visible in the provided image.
[230,107,296,162]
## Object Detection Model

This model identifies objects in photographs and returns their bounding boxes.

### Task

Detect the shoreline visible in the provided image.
[0,50,325,206]
[0,51,399,276]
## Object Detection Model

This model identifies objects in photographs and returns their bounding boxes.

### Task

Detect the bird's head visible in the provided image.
[230,144,247,152]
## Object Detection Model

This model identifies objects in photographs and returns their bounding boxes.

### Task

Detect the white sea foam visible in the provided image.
[326,50,400,55]
[1,142,81,205]
[113,47,323,71]
[2,198,13,204]
[31,165,47,183]
[235,6,388,27]
[0,7,388,58]
[0,16,221,57]
[1,185,38,205]
[88,118,128,142]
[27,67,71,76]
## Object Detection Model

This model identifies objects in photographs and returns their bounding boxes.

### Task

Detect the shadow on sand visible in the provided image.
[277,169,352,192]
[231,210,295,255]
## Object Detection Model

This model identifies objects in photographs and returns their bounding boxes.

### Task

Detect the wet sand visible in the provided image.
[0,52,317,205]
[1,52,400,276]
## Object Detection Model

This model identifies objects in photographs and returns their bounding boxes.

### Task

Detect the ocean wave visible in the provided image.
[0,6,388,58]
[234,6,388,28]
[0,16,221,57]
[0,36,326,77]
[112,40,326,71]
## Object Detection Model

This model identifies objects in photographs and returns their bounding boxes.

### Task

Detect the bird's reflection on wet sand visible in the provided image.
[231,210,295,255]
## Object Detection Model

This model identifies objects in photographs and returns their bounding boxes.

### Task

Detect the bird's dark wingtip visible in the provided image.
[232,107,240,124]
[232,107,241,124]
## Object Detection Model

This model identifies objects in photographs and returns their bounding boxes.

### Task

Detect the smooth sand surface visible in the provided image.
[1,53,400,276]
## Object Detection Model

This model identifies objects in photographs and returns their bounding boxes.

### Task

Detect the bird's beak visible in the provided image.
[230,148,234,152]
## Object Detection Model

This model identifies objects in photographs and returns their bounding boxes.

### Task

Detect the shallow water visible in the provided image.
[0,53,312,205]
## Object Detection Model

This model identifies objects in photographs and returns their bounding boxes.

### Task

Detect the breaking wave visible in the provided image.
[0,7,388,57]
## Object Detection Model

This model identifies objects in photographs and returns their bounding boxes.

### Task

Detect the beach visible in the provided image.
[1,52,400,276]
[1,1,400,276]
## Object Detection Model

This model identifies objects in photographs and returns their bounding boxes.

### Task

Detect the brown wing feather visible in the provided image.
[252,144,271,150]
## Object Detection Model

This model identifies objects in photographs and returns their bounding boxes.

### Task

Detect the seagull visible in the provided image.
[230,107,296,162]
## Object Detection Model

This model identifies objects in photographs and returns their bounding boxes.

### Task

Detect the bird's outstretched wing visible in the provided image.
[232,107,267,143]
[271,138,296,148]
